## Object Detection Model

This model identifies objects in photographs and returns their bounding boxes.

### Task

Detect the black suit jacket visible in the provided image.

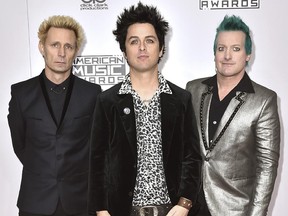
[88,81,202,216]
[8,72,101,215]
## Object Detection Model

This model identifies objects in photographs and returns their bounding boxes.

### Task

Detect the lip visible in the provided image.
[138,55,149,59]
[222,62,234,66]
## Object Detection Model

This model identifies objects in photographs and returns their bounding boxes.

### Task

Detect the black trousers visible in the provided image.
[19,200,88,216]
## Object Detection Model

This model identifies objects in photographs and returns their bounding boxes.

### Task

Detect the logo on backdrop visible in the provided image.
[73,55,126,88]
[80,0,108,10]
[200,0,260,10]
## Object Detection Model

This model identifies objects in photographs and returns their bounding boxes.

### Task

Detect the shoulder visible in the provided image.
[73,75,102,92]
[186,77,212,97]
[96,83,127,110]
[167,81,187,94]
[166,81,192,103]
[251,80,277,98]
[10,76,40,93]
[186,77,209,88]
[99,82,122,98]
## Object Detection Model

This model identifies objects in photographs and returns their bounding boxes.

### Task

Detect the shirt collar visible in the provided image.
[202,72,255,93]
[42,71,71,90]
[118,71,172,95]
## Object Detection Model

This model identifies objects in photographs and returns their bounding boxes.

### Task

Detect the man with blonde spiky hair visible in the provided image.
[38,15,85,51]
[8,15,101,216]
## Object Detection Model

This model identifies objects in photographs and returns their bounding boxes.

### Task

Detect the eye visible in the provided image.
[233,47,241,51]
[51,43,60,48]
[64,44,75,50]
[130,39,138,45]
[146,38,155,44]
[217,46,224,52]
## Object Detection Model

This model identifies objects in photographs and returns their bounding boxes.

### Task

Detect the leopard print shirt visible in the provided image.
[118,72,172,206]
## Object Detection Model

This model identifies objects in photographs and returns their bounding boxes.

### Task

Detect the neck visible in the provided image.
[45,70,71,84]
[130,69,159,101]
[217,72,244,101]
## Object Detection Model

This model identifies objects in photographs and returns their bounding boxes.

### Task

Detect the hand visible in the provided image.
[166,205,189,216]
[96,210,111,216]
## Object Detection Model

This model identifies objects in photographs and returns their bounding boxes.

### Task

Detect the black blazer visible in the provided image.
[8,72,101,215]
[88,81,202,216]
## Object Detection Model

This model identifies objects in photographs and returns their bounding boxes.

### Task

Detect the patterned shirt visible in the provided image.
[118,72,172,206]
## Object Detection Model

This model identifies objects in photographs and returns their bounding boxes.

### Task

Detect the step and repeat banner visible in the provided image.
[27,0,268,91]
[2,0,287,215]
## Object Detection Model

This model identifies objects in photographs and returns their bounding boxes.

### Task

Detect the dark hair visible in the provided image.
[113,2,169,59]
[213,15,252,55]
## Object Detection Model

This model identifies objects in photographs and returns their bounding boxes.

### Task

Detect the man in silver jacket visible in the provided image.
[186,15,280,216]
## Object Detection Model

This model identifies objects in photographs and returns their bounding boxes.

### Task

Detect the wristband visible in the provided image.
[177,197,192,210]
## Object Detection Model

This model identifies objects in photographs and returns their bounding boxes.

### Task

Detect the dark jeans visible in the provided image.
[19,200,88,216]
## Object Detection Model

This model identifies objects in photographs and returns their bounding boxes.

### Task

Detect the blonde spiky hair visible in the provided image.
[38,15,85,51]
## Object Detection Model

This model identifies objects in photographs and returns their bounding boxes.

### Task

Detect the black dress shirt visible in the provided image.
[43,74,70,125]
[202,72,255,142]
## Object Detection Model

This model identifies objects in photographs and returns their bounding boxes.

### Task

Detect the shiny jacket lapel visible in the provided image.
[200,87,247,153]
[213,91,246,144]
[199,86,213,151]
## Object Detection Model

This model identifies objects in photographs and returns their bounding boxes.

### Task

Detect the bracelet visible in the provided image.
[177,197,192,210]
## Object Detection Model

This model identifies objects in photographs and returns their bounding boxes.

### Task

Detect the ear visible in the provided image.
[38,42,44,56]
[159,47,164,58]
[246,54,251,62]
[123,51,127,59]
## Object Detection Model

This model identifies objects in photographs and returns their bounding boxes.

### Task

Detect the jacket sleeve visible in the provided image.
[88,94,109,213]
[249,91,280,215]
[7,85,26,164]
[178,92,202,204]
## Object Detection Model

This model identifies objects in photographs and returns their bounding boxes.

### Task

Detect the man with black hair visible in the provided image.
[89,2,201,216]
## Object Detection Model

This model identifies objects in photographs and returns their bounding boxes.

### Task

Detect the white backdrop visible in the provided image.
[1,0,287,215]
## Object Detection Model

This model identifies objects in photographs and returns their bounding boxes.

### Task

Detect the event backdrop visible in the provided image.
[27,0,267,91]
[1,0,287,215]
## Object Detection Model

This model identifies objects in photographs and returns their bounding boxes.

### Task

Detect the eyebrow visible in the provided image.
[217,43,242,47]
[49,41,76,46]
[127,35,158,41]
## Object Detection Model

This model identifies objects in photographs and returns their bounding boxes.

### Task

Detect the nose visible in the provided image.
[224,49,231,60]
[58,46,66,57]
[139,42,146,51]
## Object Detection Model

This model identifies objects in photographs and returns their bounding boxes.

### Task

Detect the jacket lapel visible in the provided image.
[39,74,58,126]
[199,86,213,151]
[39,72,74,129]
[161,93,177,163]
[117,94,137,158]
[58,75,74,129]
[200,88,247,160]
[211,91,246,151]
[115,91,179,161]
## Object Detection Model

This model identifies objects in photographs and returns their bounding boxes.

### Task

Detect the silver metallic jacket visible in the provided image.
[186,77,280,216]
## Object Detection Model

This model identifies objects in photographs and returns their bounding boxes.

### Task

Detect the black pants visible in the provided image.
[19,200,88,216]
